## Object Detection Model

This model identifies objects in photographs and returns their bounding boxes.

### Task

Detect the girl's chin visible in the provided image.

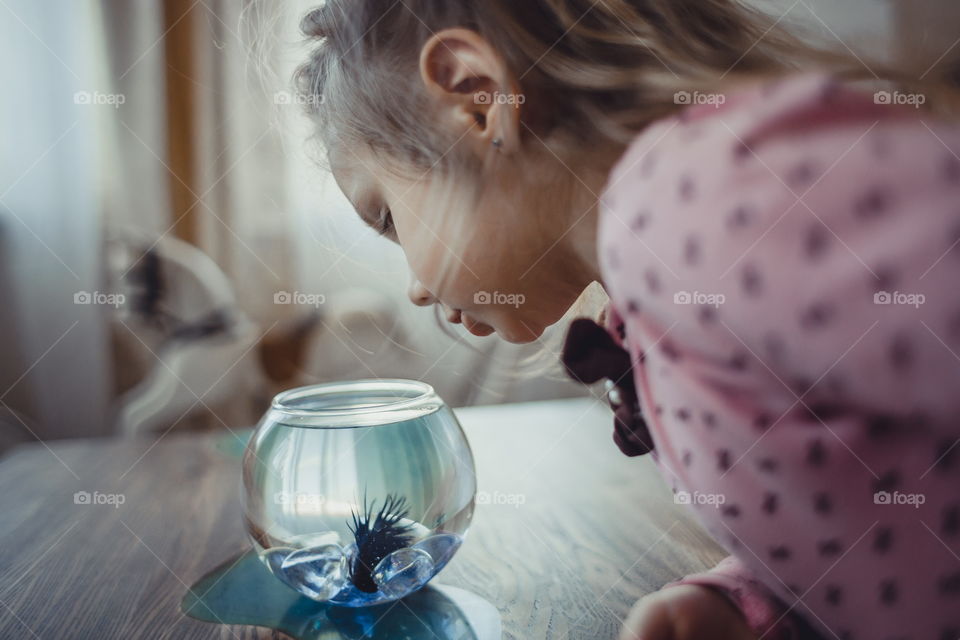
[461,311,546,343]
[494,321,545,345]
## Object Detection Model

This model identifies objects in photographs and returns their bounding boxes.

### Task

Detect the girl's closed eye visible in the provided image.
[377,208,394,236]
[358,204,395,238]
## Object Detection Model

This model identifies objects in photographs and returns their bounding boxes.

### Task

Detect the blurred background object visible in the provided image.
[1,0,957,450]
[0,0,589,452]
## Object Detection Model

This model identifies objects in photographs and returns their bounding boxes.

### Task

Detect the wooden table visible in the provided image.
[0,398,725,639]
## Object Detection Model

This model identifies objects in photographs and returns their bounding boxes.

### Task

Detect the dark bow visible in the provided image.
[561,318,654,457]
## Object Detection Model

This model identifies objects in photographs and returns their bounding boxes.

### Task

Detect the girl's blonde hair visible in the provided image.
[296,0,957,162]
[293,0,959,373]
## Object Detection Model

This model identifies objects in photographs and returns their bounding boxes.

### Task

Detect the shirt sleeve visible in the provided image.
[715,88,960,437]
[664,556,822,640]
[605,73,960,438]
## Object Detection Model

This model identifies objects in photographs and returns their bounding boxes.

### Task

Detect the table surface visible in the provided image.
[0,397,725,639]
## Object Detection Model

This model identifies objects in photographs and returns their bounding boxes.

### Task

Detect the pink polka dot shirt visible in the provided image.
[597,73,960,640]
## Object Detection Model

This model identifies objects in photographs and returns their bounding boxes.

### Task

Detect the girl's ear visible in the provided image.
[419,28,522,155]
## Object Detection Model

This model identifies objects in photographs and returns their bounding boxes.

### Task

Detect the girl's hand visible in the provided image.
[620,585,758,640]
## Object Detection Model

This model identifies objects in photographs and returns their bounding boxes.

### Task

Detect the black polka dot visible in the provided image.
[903,408,929,428]
[698,305,717,325]
[741,264,764,296]
[660,340,681,361]
[764,333,786,361]
[630,213,649,232]
[874,470,901,494]
[933,439,958,473]
[702,411,717,429]
[798,402,818,422]
[729,352,749,371]
[727,205,753,229]
[818,538,843,557]
[800,301,836,330]
[889,333,914,371]
[787,162,818,189]
[754,413,773,431]
[733,141,753,162]
[792,376,814,396]
[872,265,898,291]
[879,579,898,606]
[645,268,661,294]
[948,309,960,340]
[807,402,843,423]
[654,405,664,416]
[675,407,691,421]
[761,492,778,515]
[721,504,741,518]
[938,571,960,596]
[873,526,894,554]
[805,224,830,260]
[679,175,696,201]
[626,299,641,314]
[820,79,842,103]
[854,187,894,220]
[757,457,779,473]
[947,222,960,257]
[942,504,959,537]
[717,449,732,472]
[769,545,791,561]
[683,235,701,266]
[944,154,960,185]
[814,491,833,515]
[681,450,693,467]
[867,415,897,440]
[807,439,828,467]
[825,584,843,606]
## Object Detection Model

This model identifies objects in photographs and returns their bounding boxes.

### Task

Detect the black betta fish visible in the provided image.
[347,493,415,593]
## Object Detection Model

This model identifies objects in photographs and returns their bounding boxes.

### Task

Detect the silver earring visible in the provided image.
[492,138,503,150]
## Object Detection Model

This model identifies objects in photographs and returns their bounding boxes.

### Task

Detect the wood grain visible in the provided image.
[0,398,726,639]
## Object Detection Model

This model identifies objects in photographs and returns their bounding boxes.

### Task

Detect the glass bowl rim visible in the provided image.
[269,379,440,422]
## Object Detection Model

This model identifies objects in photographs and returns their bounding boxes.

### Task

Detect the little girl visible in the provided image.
[294,1,960,638]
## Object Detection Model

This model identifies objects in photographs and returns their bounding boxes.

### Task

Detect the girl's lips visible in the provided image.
[442,306,493,337]
[462,313,495,337]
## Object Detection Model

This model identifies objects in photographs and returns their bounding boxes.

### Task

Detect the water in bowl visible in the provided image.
[243,383,476,607]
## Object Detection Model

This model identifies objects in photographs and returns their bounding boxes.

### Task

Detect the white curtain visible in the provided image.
[0,0,111,445]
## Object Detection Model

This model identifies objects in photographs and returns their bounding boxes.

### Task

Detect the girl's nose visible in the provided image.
[408,279,436,307]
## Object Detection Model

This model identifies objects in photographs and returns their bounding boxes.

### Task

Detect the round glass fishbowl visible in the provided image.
[241,380,476,607]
